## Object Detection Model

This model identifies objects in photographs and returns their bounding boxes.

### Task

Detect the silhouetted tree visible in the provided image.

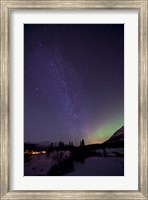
[81,139,85,147]
[50,142,53,151]
[58,141,64,150]
[69,141,74,146]
[80,139,85,147]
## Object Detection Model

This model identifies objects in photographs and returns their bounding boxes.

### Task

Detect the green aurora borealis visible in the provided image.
[24,24,124,146]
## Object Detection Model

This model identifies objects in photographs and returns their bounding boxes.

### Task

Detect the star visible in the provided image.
[24,24,124,145]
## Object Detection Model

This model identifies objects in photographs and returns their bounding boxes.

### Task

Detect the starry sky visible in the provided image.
[24,24,124,146]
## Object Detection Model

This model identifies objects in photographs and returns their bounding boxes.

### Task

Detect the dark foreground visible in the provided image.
[24,147,124,176]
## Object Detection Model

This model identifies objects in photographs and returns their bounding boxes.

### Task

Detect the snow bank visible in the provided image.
[24,151,71,176]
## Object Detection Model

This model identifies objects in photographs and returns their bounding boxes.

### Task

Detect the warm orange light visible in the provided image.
[31,151,40,155]
[40,151,46,154]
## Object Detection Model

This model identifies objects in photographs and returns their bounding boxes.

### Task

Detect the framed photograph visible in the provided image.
[0,0,147,199]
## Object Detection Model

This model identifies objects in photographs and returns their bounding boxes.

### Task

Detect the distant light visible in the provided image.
[40,151,46,154]
[33,151,40,155]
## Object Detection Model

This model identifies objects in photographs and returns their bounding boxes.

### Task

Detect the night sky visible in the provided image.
[24,24,124,146]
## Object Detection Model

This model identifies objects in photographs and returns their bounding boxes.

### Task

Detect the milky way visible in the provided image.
[24,24,124,145]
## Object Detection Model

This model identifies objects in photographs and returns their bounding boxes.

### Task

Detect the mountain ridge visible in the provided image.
[104,126,124,144]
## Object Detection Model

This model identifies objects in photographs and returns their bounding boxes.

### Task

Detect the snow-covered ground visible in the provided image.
[66,156,124,176]
[24,151,71,176]
[105,147,124,157]
[24,148,124,176]
[66,148,124,176]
